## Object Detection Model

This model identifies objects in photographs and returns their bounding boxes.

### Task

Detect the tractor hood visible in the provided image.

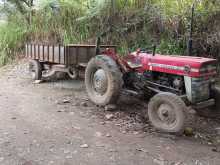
[150,54,217,67]
[136,53,217,77]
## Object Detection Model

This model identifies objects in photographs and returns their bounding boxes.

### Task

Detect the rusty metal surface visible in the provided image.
[26,44,116,66]
[26,44,65,64]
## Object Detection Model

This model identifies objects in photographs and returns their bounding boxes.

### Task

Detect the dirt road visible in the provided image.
[0,60,220,165]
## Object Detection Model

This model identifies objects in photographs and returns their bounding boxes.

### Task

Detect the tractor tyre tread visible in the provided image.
[85,55,123,106]
[147,92,186,133]
[29,59,42,80]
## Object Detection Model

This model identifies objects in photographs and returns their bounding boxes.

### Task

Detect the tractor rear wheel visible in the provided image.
[147,92,186,133]
[29,60,42,80]
[85,55,123,106]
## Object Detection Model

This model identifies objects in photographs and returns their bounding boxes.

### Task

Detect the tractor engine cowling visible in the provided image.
[123,52,218,106]
[184,63,217,103]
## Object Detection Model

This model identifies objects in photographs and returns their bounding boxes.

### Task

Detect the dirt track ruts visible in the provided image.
[0,60,220,165]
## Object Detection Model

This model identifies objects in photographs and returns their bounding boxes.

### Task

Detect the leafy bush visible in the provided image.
[0,0,220,66]
[0,16,26,65]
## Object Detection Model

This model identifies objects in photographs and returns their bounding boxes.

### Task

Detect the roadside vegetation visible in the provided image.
[0,0,219,65]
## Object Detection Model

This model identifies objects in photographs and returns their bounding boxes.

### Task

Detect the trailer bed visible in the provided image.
[25,44,116,66]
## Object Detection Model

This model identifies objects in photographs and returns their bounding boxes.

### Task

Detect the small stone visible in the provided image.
[104,104,117,111]
[133,131,139,135]
[11,117,16,120]
[73,150,78,154]
[100,122,105,125]
[216,139,220,144]
[188,108,196,114]
[153,158,165,165]
[80,102,88,107]
[69,112,75,115]
[105,114,114,120]
[0,157,4,162]
[174,162,183,165]
[66,155,73,159]
[49,148,54,152]
[63,99,71,103]
[165,146,170,150]
[122,130,127,134]
[108,148,117,152]
[95,132,102,137]
[80,144,89,148]
[184,127,194,136]
[33,80,43,84]
[106,133,111,137]
[212,148,218,152]
[202,121,207,125]
[7,153,12,157]
[49,161,54,164]
[95,143,105,147]
[136,148,148,153]
[72,126,81,130]
[64,150,70,154]
[24,131,29,135]
[82,98,89,101]
[22,161,33,165]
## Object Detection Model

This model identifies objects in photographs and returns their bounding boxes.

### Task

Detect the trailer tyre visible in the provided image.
[147,92,186,133]
[29,60,42,80]
[85,55,122,106]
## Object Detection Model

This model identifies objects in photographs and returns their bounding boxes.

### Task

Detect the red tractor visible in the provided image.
[27,42,219,134]
[85,44,220,133]
[85,6,219,134]
[27,5,219,134]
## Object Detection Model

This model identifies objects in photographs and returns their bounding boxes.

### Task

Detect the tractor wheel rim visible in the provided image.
[157,104,176,125]
[93,69,108,95]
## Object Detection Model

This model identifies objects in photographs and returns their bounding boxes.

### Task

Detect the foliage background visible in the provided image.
[0,0,219,65]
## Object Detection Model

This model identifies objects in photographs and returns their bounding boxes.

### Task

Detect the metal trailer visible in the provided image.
[26,43,116,79]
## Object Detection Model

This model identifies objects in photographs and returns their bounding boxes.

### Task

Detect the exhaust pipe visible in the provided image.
[187,4,195,56]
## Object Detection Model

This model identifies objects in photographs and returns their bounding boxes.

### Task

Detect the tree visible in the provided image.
[4,0,34,23]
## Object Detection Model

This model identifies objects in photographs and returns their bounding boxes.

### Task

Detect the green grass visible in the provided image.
[0,0,219,65]
[0,21,26,66]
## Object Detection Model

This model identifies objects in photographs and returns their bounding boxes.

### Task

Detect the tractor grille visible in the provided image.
[184,76,216,103]
[191,77,211,103]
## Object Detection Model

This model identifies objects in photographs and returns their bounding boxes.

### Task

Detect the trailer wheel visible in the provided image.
[196,87,220,118]
[29,60,42,80]
[85,55,123,106]
[41,64,56,79]
[147,92,186,133]
[67,67,78,79]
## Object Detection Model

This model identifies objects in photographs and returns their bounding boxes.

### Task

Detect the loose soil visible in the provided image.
[0,59,220,165]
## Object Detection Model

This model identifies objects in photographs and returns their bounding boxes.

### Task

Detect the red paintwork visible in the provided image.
[102,48,217,78]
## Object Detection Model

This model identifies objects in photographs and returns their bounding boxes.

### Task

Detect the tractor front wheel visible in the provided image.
[147,92,186,133]
[85,55,123,106]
